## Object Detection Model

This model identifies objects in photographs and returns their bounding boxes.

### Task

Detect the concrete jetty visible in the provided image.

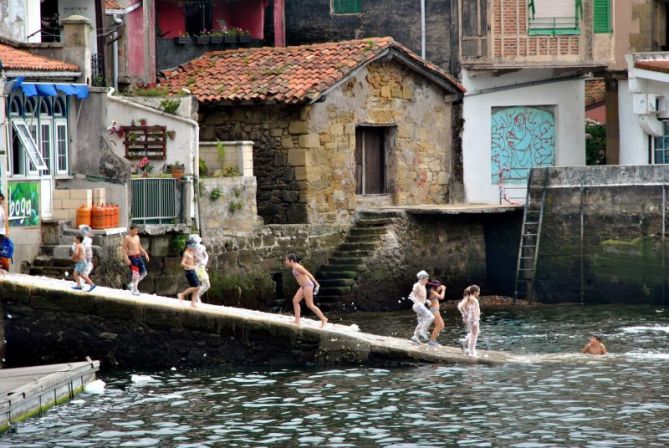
[0,360,99,432]
[0,274,520,368]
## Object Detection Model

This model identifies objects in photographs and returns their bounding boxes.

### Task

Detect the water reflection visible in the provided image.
[1,305,668,447]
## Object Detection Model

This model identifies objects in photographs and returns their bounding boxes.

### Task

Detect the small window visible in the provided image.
[593,0,611,33]
[331,0,361,15]
[653,122,669,164]
[528,0,580,35]
[11,121,48,172]
[56,122,68,174]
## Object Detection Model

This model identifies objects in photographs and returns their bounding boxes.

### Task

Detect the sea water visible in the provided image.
[1,304,668,447]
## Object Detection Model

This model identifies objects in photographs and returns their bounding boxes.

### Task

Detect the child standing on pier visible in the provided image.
[177,241,201,307]
[458,285,481,356]
[408,270,434,344]
[188,234,210,303]
[71,233,96,292]
[427,280,447,347]
[284,253,327,328]
[122,224,149,296]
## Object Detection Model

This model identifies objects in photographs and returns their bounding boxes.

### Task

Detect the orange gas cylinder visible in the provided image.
[76,203,91,228]
[91,204,105,229]
[104,204,112,229]
[113,204,120,227]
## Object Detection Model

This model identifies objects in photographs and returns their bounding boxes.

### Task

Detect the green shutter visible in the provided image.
[593,0,611,33]
[332,0,361,14]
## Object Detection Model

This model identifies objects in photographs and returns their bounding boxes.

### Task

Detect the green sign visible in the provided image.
[9,181,40,227]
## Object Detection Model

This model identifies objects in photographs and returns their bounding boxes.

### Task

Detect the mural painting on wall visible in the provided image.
[8,181,40,227]
[491,106,555,185]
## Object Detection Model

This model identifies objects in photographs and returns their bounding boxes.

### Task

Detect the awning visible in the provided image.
[12,77,89,99]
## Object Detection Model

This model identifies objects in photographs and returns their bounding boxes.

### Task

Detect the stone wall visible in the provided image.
[199,177,261,237]
[354,211,521,311]
[308,63,454,224]
[279,0,458,73]
[532,166,669,305]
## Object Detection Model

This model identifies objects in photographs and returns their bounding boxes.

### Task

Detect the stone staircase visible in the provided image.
[315,210,400,311]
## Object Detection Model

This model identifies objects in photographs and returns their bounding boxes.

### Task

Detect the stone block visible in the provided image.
[288,121,309,134]
[270,128,283,137]
[381,86,391,98]
[52,199,63,209]
[163,257,183,276]
[330,123,344,136]
[294,166,307,181]
[53,209,73,221]
[287,148,306,166]
[281,137,295,149]
[70,189,93,201]
[149,235,171,257]
[53,189,70,200]
[298,133,320,148]
[286,203,308,223]
[62,198,86,209]
[282,190,299,203]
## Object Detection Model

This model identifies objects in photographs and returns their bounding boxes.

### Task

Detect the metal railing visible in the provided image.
[131,178,180,224]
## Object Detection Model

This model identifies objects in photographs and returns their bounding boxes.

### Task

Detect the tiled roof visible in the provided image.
[0,43,79,72]
[635,59,669,74]
[585,78,605,107]
[158,37,464,104]
[105,0,122,9]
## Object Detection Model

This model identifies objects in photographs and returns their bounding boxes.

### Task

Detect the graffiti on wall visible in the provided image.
[491,106,555,185]
[9,181,40,227]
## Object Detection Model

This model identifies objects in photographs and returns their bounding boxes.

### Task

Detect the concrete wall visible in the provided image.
[199,177,260,238]
[531,166,669,305]
[462,72,586,204]
[7,228,40,274]
[281,0,458,72]
[0,0,40,42]
[613,0,667,71]
[59,0,98,54]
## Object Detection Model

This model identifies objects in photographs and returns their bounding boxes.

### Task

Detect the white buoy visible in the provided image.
[131,374,159,384]
[84,379,106,394]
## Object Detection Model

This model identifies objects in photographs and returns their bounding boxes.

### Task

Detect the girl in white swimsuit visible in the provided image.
[457,285,481,356]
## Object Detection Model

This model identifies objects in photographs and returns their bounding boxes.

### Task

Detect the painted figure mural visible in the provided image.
[491,106,555,185]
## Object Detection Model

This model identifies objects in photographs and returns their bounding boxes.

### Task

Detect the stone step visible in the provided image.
[339,242,378,252]
[320,263,367,272]
[349,227,387,237]
[32,256,72,268]
[331,249,372,258]
[357,210,403,220]
[355,218,395,227]
[39,244,73,260]
[318,278,355,288]
[329,255,366,265]
[316,270,358,280]
[318,285,352,296]
[344,235,381,244]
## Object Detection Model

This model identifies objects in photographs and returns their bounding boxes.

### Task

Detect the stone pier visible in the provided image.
[0,274,519,369]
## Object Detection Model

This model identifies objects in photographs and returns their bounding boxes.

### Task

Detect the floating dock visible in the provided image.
[0,360,100,432]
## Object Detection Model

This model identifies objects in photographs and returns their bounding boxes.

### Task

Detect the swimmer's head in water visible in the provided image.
[416,270,429,280]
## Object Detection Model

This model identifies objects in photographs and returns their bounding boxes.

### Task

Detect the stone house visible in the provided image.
[158,37,464,224]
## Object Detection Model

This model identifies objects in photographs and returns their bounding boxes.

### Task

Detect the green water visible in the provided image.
[1,305,668,447]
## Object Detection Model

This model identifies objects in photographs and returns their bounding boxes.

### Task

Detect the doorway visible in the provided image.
[355,127,387,195]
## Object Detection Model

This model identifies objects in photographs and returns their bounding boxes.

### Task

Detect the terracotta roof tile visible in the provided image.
[0,43,79,72]
[635,59,669,74]
[105,0,122,9]
[585,78,605,107]
[157,37,464,104]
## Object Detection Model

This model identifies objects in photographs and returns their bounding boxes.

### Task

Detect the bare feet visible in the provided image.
[177,293,184,304]
[293,319,300,326]
[190,301,198,308]
[320,317,328,328]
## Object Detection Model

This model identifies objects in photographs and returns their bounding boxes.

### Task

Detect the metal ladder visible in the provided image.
[514,169,549,303]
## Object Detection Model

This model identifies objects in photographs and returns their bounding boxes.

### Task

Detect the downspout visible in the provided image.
[106,88,200,231]
[112,14,123,90]
[420,0,426,59]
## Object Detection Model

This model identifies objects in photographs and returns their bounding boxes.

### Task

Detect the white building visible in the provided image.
[619,53,669,165]
[458,0,614,204]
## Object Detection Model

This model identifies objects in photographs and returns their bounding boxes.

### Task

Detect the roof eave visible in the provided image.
[4,70,81,79]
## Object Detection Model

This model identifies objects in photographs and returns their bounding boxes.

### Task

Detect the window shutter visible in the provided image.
[332,0,361,14]
[593,0,611,33]
[529,0,578,30]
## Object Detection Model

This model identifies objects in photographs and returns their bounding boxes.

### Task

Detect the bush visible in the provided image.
[586,119,606,165]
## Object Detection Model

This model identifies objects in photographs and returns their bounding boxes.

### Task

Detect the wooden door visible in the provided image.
[355,127,386,195]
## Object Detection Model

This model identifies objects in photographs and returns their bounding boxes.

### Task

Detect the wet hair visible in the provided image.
[285,253,299,263]
[592,335,602,342]
[464,285,480,296]
[129,224,139,231]
[75,232,84,243]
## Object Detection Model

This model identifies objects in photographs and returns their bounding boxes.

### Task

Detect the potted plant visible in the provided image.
[174,31,191,45]
[224,27,238,45]
[238,28,252,45]
[169,162,185,179]
[137,157,153,178]
[196,30,210,45]
[210,30,224,45]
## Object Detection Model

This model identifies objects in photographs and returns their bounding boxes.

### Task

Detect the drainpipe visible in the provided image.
[106,88,200,231]
[112,13,123,90]
[420,0,426,59]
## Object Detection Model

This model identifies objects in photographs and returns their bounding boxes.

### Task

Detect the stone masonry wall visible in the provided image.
[307,62,454,224]
[199,105,305,224]
[533,166,669,305]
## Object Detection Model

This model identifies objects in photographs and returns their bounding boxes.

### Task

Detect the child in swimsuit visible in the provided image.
[408,270,434,344]
[458,285,481,356]
[284,253,327,327]
[427,280,446,347]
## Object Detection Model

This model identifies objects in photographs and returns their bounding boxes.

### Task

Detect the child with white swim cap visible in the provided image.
[408,270,434,344]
